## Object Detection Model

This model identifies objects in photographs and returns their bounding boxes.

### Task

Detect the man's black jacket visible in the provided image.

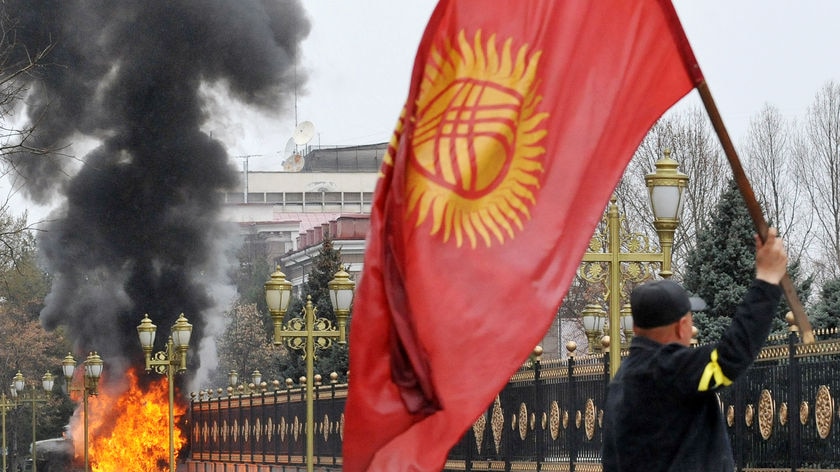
[601,280,782,472]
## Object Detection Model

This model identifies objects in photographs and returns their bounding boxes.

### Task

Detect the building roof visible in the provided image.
[301,142,388,172]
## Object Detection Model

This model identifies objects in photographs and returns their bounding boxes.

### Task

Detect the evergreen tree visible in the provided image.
[683,180,811,342]
[810,278,840,331]
[235,253,273,336]
[777,257,814,332]
[684,181,775,342]
[281,234,350,383]
[303,235,345,323]
[236,254,272,308]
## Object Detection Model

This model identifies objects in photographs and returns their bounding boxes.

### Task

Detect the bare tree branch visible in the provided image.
[797,80,840,283]
[743,103,814,270]
[615,107,728,280]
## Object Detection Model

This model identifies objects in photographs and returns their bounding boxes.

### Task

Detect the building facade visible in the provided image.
[221,143,385,288]
[221,141,570,357]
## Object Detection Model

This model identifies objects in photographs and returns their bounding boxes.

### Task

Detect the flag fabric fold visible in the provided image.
[345,1,703,470]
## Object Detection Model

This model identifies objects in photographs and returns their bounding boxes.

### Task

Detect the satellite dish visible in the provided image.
[291,154,305,171]
[293,121,315,145]
[283,137,296,159]
[282,153,305,172]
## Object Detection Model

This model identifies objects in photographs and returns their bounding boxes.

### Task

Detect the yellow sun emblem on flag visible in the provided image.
[407,30,548,249]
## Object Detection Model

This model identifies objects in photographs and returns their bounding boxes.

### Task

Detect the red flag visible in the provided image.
[345,0,702,470]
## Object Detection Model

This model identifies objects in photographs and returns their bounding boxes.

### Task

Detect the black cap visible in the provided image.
[630,279,707,329]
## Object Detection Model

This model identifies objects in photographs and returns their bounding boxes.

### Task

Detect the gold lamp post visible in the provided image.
[61,352,104,472]
[226,369,265,396]
[264,267,355,472]
[8,384,15,471]
[0,389,16,472]
[137,313,193,472]
[581,303,606,354]
[579,150,687,376]
[619,303,634,346]
[227,370,239,390]
[645,149,689,279]
[327,269,356,344]
[11,371,54,472]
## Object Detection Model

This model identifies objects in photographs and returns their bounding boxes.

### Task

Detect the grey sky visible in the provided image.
[222,1,840,171]
[672,1,840,139]
[14,1,840,212]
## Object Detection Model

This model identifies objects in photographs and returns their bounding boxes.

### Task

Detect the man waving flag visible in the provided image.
[344,1,704,470]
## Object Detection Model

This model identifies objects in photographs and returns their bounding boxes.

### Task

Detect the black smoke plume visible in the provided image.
[6,1,310,383]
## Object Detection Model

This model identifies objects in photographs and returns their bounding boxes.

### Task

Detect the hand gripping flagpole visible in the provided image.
[696,81,815,344]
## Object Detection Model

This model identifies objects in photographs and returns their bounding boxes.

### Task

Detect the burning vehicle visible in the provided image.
[3,0,311,470]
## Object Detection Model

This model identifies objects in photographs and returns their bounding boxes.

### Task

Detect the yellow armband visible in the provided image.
[698,349,733,392]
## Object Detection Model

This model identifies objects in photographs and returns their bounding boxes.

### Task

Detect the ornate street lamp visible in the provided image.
[328,268,356,344]
[581,303,606,354]
[619,304,634,346]
[137,313,193,472]
[264,267,355,472]
[12,371,53,472]
[0,389,15,472]
[227,370,238,389]
[228,370,238,387]
[264,267,293,344]
[645,148,688,278]
[580,149,687,376]
[226,369,264,396]
[62,352,104,472]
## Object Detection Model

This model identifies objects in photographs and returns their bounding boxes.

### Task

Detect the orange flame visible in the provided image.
[69,367,187,472]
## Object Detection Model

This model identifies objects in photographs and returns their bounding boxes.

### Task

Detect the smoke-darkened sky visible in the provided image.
[5,0,310,383]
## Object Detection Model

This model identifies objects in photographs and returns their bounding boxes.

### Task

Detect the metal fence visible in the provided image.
[189,381,347,469]
[188,326,840,471]
[444,347,610,472]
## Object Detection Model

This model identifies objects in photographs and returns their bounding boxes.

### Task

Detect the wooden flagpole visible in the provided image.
[695,81,814,344]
